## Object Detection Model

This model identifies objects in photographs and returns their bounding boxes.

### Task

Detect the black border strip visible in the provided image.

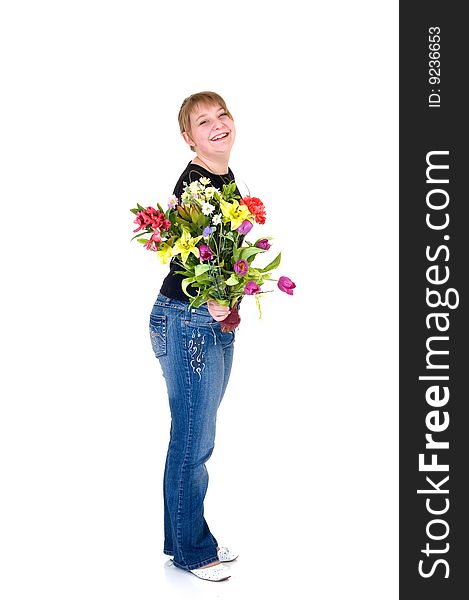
[400,3,467,597]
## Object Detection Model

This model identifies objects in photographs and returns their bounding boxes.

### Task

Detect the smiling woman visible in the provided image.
[150,91,241,582]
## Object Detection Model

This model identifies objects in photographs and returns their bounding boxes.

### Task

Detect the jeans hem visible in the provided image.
[172,554,220,571]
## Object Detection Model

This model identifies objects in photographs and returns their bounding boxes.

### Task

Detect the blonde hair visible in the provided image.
[178,91,233,151]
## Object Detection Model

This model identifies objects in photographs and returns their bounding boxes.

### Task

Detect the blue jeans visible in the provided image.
[149,292,236,571]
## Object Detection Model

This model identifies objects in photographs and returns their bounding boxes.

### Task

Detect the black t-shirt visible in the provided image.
[159,161,241,302]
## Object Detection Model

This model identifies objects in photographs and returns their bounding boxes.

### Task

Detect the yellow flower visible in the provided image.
[219,198,253,230]
[156,242,174,265]
[171,228,202,263]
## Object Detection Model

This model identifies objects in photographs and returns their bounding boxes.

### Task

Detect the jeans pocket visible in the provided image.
[185,311,217,329]
[149,314,167,357]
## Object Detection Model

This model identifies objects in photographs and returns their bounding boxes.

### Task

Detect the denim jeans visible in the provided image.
[149,292,236,571]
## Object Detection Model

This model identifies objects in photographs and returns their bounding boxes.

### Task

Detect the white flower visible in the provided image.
[201,201,215,216]
[189,181,201,194]
[204,186,216,199]
[200,177,211,186]
[212,213,222,226]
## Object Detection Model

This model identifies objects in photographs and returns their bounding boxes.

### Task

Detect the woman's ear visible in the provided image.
[182,131,194,148]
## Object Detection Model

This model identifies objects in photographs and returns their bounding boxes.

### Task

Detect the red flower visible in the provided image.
[220,307,241,332]
[133,206,169,233]
[133,210,149,233]
[240,196,266,224]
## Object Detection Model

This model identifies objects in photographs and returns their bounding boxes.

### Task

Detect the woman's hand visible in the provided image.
[207,300,230,322]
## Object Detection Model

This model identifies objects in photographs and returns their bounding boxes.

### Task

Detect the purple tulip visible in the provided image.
[255,238,271,250]
[237,220,253,235]
[234,259,249,277]
[277,276,296,295]
[244,281,261,295]
[199,244,213,261]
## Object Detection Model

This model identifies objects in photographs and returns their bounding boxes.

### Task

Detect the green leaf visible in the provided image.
[194,264,211,277]
[259,252,282,273]
[190,295,206,308]
[239,246,265,261]
[181,277,197,298]
[131,231,150,242]
[195,274,211,284]
[225,274,239,286]
[174,269,194,277]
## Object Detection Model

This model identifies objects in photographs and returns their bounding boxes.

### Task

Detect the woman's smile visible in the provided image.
[211,131,229,141]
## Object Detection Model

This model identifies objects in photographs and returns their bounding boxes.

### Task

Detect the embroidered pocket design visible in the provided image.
[188,328,206,380]
[149,315,167,357]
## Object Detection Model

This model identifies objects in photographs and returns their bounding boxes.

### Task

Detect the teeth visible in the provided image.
[212,132,228,141]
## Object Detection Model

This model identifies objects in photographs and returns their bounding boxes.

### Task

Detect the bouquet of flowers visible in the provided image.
[130,176,295,331]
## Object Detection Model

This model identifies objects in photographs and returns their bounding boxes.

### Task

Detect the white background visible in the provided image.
[0,1,398,598]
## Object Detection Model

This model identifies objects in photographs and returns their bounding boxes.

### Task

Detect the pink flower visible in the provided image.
[255,238,271,250]
[199,244,213,261]
[143,229,161,251]
[150,230,161,243]
[237,220,253,235]
[234,259,249,276]
[244,281,261,295]
[278,276,296,295]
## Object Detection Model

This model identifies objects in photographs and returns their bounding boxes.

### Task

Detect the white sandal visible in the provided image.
[190,563,231,581]
[217,546,239,562]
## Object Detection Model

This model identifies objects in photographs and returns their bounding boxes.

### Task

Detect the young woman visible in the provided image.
[149,92,240,582]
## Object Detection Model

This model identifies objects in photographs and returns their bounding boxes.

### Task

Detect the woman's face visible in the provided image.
[183,103,236,156]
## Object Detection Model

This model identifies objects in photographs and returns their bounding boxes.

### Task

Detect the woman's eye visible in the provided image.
[198,113,227,126]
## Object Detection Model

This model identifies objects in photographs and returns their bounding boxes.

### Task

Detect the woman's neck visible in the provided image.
[191,154,229,175]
